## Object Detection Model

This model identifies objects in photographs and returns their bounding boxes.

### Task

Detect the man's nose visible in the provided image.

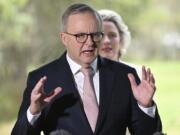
[86,34,94,45]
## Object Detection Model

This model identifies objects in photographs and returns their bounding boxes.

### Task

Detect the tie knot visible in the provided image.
[81,67,94,77]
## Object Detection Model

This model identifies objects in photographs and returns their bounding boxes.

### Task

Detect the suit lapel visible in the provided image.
[95,57,115,133]
[55,54,115,134]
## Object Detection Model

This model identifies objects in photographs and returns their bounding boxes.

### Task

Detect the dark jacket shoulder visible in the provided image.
[98,56,136,74]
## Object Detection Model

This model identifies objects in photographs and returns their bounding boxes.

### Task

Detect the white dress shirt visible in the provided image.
[66,54,100,104]
[27,53,156,125]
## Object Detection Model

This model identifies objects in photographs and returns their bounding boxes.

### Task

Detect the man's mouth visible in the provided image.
[82,49,95,55]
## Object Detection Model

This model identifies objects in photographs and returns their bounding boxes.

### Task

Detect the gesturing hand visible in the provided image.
[30,76,62,115]
[128,66,156,107]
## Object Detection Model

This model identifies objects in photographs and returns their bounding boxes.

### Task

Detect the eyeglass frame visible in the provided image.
[64,32,104,43]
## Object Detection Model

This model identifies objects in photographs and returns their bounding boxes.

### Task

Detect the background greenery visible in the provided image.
[0,0,180,134]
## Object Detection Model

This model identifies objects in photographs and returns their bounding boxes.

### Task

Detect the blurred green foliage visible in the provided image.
[132,60,180,134]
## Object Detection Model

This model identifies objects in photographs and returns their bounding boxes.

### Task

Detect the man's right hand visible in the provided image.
[29,76,62,115]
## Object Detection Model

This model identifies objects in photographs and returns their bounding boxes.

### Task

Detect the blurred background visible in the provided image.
[0,0,180,134]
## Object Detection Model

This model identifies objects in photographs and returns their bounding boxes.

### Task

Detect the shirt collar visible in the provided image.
[66,53,98,75]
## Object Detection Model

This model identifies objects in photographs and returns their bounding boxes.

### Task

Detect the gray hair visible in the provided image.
[61,3,103,32]
[98,9,131,55]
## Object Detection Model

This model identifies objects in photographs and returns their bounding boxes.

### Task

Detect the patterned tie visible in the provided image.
[81,67,99,132]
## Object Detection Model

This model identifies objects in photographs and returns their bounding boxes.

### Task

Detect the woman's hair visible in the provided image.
[98,9,131,56]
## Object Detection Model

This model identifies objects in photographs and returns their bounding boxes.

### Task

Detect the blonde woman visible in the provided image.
[98,9,142,79]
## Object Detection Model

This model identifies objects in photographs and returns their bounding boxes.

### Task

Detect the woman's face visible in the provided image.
[99,21,122,61]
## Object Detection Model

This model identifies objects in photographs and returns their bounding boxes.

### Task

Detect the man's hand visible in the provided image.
[128,66,156,107]
[29,76,62,115]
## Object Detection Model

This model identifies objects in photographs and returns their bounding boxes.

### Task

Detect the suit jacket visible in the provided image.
[11,52,162,135]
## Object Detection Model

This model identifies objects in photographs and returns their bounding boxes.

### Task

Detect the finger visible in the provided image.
[149,74,156,93]
[149,83,156,95]
[150,73,155,84]
[142,66,147,80]
[150,78,156,91]
[146,68,151,82]
[32,76,47,94]
[128,73,137,90]
[44,87,62,103]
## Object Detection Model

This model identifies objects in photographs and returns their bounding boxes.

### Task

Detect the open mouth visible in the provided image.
[82,49,95,55]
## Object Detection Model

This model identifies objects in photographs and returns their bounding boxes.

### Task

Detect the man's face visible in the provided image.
[61,12,101,68]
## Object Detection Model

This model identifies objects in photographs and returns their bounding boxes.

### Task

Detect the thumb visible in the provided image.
[128,73,137,90]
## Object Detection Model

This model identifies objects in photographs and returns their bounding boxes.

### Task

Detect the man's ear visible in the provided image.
[60,32,68,47]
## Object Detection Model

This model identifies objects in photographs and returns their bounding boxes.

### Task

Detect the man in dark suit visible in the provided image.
[11,3,162,135]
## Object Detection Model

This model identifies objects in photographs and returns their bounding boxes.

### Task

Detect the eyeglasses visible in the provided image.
[65,32,104,43]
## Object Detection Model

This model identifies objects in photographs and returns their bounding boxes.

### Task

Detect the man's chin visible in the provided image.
[81,58,95,65]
